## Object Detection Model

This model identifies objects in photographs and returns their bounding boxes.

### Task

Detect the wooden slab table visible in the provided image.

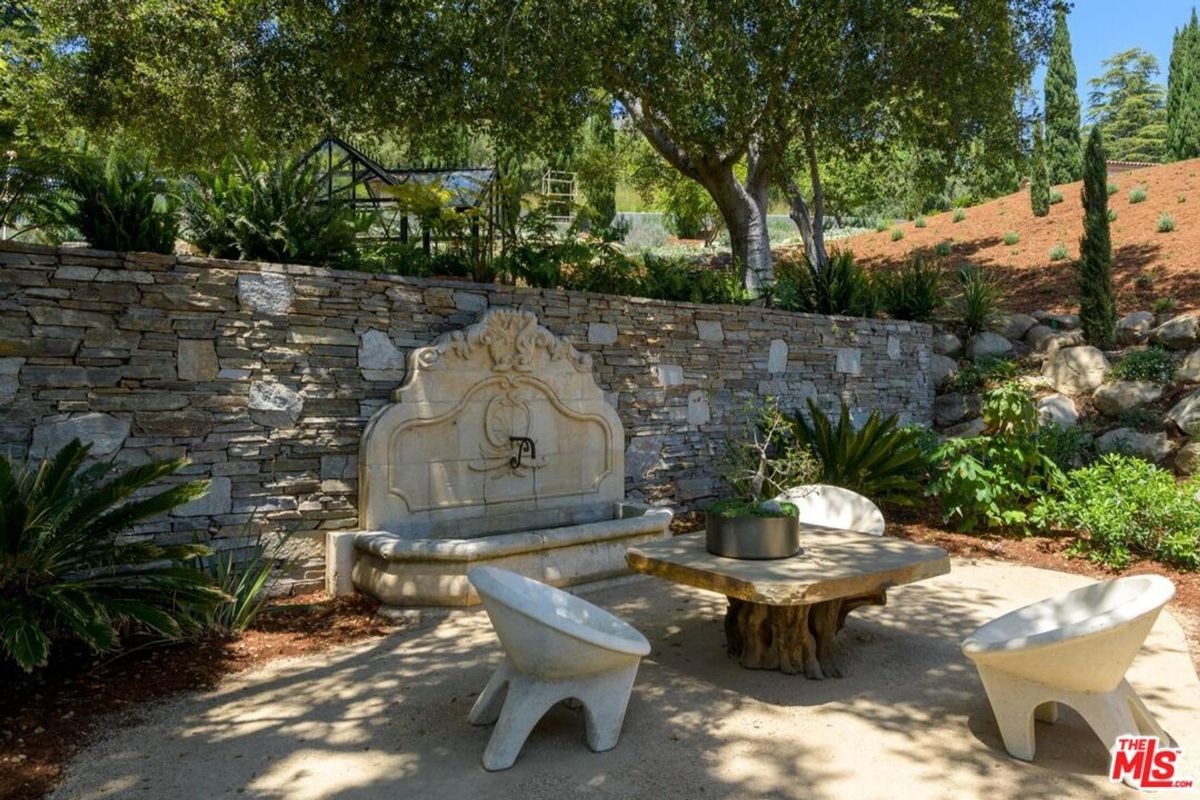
[626,528,951,679]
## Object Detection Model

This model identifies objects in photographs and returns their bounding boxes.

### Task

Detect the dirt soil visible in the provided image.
[0,591,403,800]
[828,159,1200,314]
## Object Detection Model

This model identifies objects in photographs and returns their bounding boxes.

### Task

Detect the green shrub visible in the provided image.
[0,440,227,671]
[1049,190,1064,205]
[914,216,928,228]
[41,147,179,253]
[1034,455,1200,569]
[1108,208,1119,222]
[952,208,967,223]
[878,254,945,322]
[890,227,904,241]
[1107,181,1119,196]
[199,525,295,636]
[934,241,953,257]
[944,357,1018,393]
[1117,406,1160,432]
[1129,185,1148,203]
[706,498,798,519]
[1158,212,1176,233]
[773,250,878,317]
[874,220,888,233]
[1034,423,1096,471]
[788,398,927,504]
[956,265,1002,337]
[639,253,746,304]
[1109,347,1174,383]
[1153,296,1178,314]
[1002,231,1020,245]
[928,383,1065,531]
[182,153,368,266]
[1049,242,1069,261]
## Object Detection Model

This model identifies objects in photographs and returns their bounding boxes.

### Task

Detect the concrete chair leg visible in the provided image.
[470,659,641,771]
[977,668,1170,764]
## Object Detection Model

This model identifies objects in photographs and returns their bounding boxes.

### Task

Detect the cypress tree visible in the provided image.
[1030,121,1050,217]
[1078,127,1117,349]
[1168,10,1200,161]
[1045,5,1082,183]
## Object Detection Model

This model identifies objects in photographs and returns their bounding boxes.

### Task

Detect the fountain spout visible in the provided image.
[508,436,537,469]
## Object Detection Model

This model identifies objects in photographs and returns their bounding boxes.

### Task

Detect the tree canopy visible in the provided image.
[1044,4,1082,183]
[1168,9,1200,161]
[1088,48,1168,162]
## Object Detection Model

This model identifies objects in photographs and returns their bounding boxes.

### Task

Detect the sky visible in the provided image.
[1032,0,1195,108]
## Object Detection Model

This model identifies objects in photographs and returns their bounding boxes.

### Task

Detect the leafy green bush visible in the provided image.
[639,253,746,304]
[773,250,878,317]
[914,216,927,228]
[956,265,1002,336]
[1108,208,1119,222]
[0,440,227,671]
[952,208,967,223]
[42,147,179,253]
[928,383,1065,531]
[1049,242,1069,261]
[1129,186,1148,204]
[1158,212,1176,233]
[1049,190,1064,205]
[878,255,944,322]
[788,398,927,504]
[1107,181,1119,196]
[890,227,904,241]
[1153,296,1178,314]
[1002,231,1020,245]
[1109,347,1174,383]
[706,498,798,519]
[182,153,367,266]
[934,241,953,257]
[873,220,888,233]
[1034,455,1200,569]
[944,357,1018,393]
[1117,406,1160,431]
[1034,423,1096,470]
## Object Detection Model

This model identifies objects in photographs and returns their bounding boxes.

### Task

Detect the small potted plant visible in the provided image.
[705,397,818,559]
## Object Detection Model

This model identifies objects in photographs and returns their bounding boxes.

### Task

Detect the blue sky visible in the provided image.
[1033,1,1195,108]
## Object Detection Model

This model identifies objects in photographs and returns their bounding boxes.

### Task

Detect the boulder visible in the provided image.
[1116,311,1156,346]
[1168,388,1200,436]
[934,393,982,428]
[1034,311,1080,329]
[993,313,1038,341]
[942,417,986,438]
[1175,442,1200,475]
[1095,428,1175,463]
[1037,394,1079,428]
[1026,325,1084,356]
[1042,345,1110,395]
[1152,314,1200,349]
[931,332,963,358]
[248,381,305,428]
[966,331,1013,361]
[1176,349,1200,383]
[930,354,959,390]
[1092,381,1163,417]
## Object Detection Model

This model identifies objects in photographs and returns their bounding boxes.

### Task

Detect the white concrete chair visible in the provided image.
[961,574,1175,762]
[466,566,650,771]
[775,484,886,536]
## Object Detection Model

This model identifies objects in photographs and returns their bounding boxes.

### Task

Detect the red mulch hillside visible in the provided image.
[833,159,1200,314]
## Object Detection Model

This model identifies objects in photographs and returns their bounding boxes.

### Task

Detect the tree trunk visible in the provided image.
[700,165,773,295]
[786,124,828,270]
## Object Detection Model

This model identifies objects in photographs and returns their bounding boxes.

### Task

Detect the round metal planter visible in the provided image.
[705,514,801,559]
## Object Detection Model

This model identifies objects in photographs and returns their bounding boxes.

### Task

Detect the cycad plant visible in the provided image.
[44,146,180,253]
[182,153,368,266]
[788,399,926,504]
[0,440,227,671]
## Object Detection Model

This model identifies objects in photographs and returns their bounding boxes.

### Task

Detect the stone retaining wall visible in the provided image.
[0,243,933,586]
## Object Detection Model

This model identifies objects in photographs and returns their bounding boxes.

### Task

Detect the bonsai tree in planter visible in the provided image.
[706,397,818,558]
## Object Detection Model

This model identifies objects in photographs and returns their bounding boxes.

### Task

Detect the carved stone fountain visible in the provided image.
[326,309,672,606]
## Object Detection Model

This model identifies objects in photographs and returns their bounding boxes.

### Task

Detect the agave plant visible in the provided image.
[0,440,227,671]
[42,146,180,253]
[788,398,927,504]
[201,525,291,636]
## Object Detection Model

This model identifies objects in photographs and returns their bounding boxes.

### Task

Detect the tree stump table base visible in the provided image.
[724,591,887,678]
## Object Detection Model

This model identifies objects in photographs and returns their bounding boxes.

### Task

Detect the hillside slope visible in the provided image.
[836,158,1200,314]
